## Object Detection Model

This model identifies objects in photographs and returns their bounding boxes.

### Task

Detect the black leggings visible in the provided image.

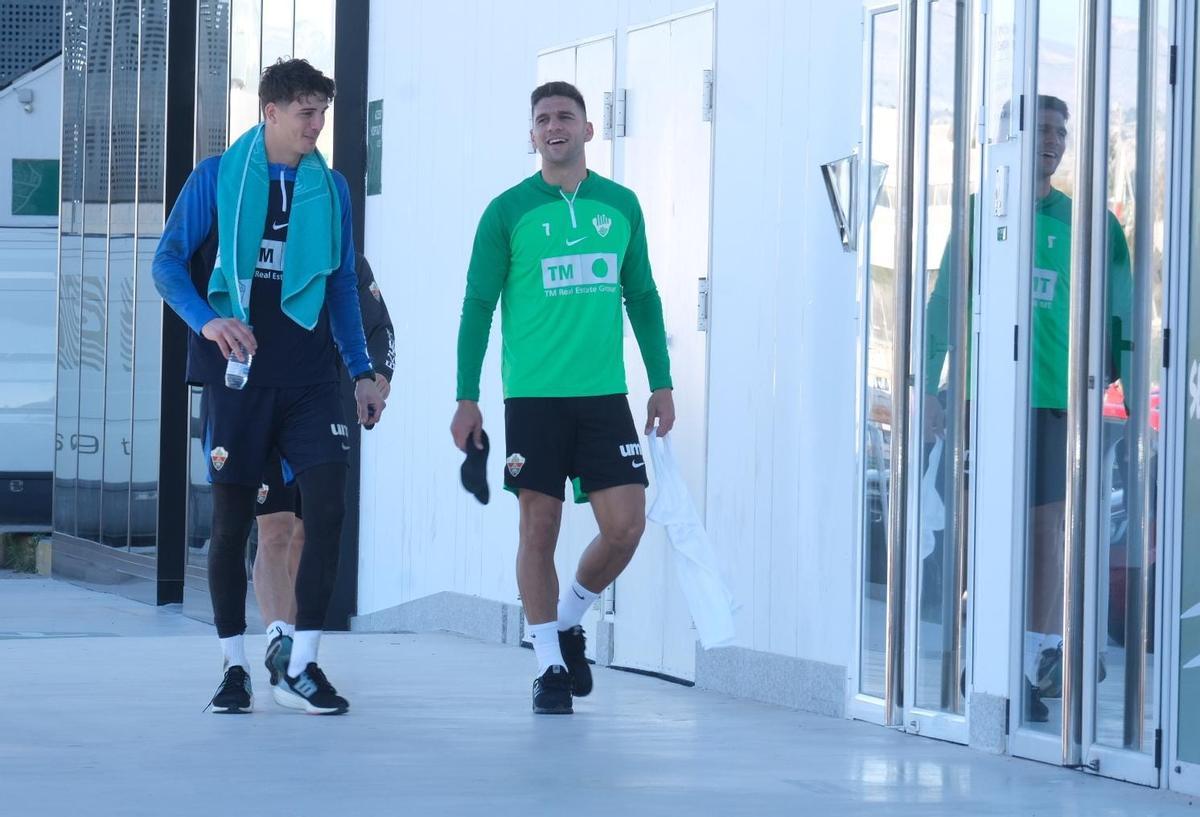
[209,462,347,638]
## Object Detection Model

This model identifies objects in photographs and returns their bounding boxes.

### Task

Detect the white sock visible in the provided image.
[266,620,289,640]
[1023,631,1045,677]
[527,621,566,674]
[220,635,248,670]
[287,629,321,677]
[284,623,295,637]
[557,580,600,631]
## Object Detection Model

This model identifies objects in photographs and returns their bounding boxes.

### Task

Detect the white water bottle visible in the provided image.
[224,342,252,389]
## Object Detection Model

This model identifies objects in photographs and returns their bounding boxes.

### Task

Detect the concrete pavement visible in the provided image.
[1,571,1196,816]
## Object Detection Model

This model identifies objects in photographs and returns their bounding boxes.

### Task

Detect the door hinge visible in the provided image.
[697,277,710,331]
[1170,45,1177,86]
[614,88,627,137]
[1156,728,1163,768]
[1018,94,1025,131]
[1164,327,1171,368]
[603,91,614,140]
[702,69,714,122]
[1004,698,1010,734]
[1013,324,1019,362]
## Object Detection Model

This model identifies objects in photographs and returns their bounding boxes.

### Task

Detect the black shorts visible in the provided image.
[256,451,302,518]
[200,382,349,489]
[503,394,649,503]
[1029,407,1068,505]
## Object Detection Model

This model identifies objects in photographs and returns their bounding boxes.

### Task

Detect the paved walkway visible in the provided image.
[1,572,1197,816]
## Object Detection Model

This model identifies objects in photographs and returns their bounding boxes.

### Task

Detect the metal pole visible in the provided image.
[885,0,920,727]
[1063,0,1101,767]
[1122,0,1157,750]
[941,0,973,714]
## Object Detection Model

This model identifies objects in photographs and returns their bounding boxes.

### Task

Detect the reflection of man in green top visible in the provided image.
[450,82,676,715]
[924,95,1132,721]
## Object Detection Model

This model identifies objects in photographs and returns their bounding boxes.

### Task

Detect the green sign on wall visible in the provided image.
[367,99,383,196]
[11,159,59,216]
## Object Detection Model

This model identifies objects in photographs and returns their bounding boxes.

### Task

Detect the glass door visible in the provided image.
[1010,0,1169,786]
[903,0,981,742]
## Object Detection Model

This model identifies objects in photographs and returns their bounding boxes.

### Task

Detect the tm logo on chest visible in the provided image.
[542,252,619,290]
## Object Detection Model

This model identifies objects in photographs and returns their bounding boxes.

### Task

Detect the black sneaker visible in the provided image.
[558,626,593,697]
[273,663,349,715]
[1025,679,1049,723]
[265,633,293,687]
[532,665,573,714]
[1036,643,1063,699]
[208,665,253,714]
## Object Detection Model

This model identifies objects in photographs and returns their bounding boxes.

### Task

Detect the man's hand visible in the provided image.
[646,388,676,437]
[374,373,391,400]
[201,318,256,361]
[354,377,386,426]
[451,400,485,452]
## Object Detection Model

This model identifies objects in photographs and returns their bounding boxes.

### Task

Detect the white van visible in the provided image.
[0,226,56,532]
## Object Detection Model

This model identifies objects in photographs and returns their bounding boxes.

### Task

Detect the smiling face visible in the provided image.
[263,93,329,164]
[531,95,593,169]
[1036,107,1068,181]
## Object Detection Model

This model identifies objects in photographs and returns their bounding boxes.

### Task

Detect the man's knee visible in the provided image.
[519,493,562,554]
[256,513,297,556]
[601,514,645,556]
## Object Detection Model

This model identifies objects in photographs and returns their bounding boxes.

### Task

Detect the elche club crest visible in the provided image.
[592,213,611,237]
[210,446,229,471]
[506,453,526,477]
[257,483,270,505]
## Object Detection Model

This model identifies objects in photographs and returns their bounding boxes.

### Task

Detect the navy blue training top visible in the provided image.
[152,155,372,387]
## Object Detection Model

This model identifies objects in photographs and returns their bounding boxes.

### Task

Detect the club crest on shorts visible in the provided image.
[210,446,229,471]
[506,453,526,477]
[257,483,269,505]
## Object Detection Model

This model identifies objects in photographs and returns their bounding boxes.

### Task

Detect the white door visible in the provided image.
[611,9,714,679]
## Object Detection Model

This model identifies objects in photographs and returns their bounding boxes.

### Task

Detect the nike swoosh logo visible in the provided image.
[632,460,645,469]
[565,236,587,246]
[572,589,586,600]
[273,221,289,230]
[341,443,351,451]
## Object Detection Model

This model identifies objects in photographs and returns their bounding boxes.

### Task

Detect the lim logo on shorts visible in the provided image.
[330,423,349,437]
[541,253,618,290]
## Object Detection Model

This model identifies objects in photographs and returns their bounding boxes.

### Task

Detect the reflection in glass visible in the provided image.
[101,237,134,549]
[1090,0,1166,755]
[76,0,114,544]
[859,8,899,700]
[130,0,169,553]
[294,0,336,159]
[196,0,231,160]
[99,0,140,550]
[1020,5,1080,738]
[186,388,213,569]
[229,0,263,140]
[56,0,89,536]
[261,0,295,67]
[915,0,975,716]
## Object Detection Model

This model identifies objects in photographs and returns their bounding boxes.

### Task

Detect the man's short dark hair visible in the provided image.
[1038,94,1070,121]
[531,81,586,119]
[259,58,336,112]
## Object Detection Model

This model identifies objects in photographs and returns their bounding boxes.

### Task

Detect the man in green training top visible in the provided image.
[924,94,1131,722]
[451,81,675,715]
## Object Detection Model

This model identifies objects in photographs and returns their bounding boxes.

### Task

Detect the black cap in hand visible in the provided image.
[460,429,490,505]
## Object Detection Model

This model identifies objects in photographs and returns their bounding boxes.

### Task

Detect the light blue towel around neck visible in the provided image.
[207,123,342,330]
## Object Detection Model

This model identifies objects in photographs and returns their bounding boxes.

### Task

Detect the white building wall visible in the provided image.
[0,56,61,228]
[359,0,870,675]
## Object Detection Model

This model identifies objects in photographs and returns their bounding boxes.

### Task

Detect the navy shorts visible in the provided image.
[200,382,349,489]
[255,451,302,518]
[503,394,649,503]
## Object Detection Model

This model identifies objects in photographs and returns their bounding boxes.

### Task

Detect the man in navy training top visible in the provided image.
[153,58,385,716]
